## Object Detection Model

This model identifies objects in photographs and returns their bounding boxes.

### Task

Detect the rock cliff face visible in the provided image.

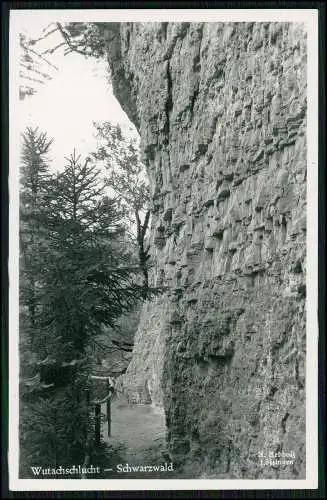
[104,22,307,478]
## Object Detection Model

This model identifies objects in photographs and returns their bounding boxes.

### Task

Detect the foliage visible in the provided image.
[92,121,152,298]
[92,122,150,215]
[19,33,58,100]
[19,127,149,477]
[88,304,143,376]
[20,126,53,204]
[20,389,89,476]
[21,137,146,351]
[19,22,105,100]
[33,150,145,351]
[36,22,106,59]
[20,127,54,337]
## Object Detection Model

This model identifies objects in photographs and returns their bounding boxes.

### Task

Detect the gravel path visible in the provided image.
[100,397,177,478]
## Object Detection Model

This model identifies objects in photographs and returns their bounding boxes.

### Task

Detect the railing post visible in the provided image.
[106,379,111,437]
[85,388,90,439]
[82,388,91,479]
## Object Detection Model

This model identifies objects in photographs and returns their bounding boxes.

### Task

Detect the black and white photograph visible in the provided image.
[8,8,319,492]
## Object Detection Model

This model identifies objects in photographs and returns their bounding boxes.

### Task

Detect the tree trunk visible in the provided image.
[135,209,151,299]
[95,404,101,446]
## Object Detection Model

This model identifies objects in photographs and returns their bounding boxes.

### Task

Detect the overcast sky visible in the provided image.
[18,21,137,172]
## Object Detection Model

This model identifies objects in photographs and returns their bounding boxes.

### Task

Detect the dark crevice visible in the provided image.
[281,214,287,244]
[281,412,290,434]
[189,83,199,120]
[226,439,232,473]
[295,357,305,388]
[181,22,190,37]
[193,53,201,73]
[195,23,204,70]
[164,61,173,143]
[162,22,168,40]
[163,23,189,62]
[125,29,130,48]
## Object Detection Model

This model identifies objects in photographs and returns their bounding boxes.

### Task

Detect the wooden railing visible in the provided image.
[89,375,114,442]
[22,364,117,478]
[82,375,115,478]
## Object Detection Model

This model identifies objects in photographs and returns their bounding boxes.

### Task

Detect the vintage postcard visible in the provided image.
[8,7,319,492]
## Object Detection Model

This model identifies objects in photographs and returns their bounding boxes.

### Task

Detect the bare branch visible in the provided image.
[141,210,151,240]
[24,45,59,71]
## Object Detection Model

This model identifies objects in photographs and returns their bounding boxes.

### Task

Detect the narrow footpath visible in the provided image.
[99,396,178,479]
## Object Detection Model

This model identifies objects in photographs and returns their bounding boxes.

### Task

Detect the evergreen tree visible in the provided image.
[19,130,148,477]
[34,149,145,355]
[20,127,53,341]
[18,129,91,477]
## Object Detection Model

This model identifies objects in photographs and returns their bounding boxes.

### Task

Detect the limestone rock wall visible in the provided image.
[104,22,307,478]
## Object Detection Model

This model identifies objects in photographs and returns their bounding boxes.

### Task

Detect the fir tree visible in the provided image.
[20,127,53,341]
[34,149,145,355]
[19,131,149,477]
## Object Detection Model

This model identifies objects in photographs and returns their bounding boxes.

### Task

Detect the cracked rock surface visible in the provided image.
[104,22,307,478]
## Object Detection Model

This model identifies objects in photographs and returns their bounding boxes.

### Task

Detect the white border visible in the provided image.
[9,8,319,491]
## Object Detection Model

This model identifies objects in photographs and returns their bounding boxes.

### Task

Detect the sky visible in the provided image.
[18,22,137,173]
